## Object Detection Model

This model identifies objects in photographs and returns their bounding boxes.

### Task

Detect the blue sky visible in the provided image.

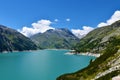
[0,0,120,37]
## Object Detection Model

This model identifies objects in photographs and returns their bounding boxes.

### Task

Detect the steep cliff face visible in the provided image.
[74,20,120,53]
[0,25,37,52]
[30,28,79,49]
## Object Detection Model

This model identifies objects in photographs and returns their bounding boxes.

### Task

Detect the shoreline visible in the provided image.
[44,49,70,50]
[65,51,101,57]
[0,49,70,54]
[78,52,101,57]
[1,49,101,57]
[0,49,39,54]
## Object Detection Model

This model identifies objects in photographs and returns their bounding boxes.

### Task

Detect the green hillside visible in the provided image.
[0,25,37,52]
[30,28,79,49]
[57,20,120,80]
[75,20,120,53]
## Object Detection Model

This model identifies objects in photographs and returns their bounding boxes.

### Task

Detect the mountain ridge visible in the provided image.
[0,25,37,52]
[74,20,120,53]
[57,20,120,80]
[30,28,79,49]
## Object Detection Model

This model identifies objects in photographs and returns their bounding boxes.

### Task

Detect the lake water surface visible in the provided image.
[0,50,95,80]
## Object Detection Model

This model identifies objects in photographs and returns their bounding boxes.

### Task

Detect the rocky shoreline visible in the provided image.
[65,50,101,57]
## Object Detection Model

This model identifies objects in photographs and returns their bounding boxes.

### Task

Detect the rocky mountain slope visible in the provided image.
[30,28,79,49]
[57,46,120,80]
[0,25,37,52]
[75,20,120,53]
[57,20,120,80]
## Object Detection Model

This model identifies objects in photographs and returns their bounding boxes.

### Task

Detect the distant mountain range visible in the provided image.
[30,28,79,49]
[57,20,120,80]
[0,25,79,52]
[0,25,37,52]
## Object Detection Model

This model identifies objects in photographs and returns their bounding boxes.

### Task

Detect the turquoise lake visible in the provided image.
[0,50,95,80]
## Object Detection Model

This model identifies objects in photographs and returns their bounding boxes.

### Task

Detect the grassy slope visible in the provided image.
[31,29,79,49]
[0,25,37,52]
[57,45,120,80]
[57,21,120,80]
[74,20,120,53]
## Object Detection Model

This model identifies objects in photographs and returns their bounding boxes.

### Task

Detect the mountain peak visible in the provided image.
[30,28,79,49]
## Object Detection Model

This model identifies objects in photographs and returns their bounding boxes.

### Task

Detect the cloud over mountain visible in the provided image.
[97,10,120,27]
[71,26,94,38]
[73,10,120,38]
[19,20,54,37]
[18,19,94,39]
[19,11,120,38]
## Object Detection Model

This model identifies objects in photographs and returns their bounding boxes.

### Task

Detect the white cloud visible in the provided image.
[71,26,94,38]
[97,10,120,27]
[54,19,58,22]
[71,10,120,38]
[66,18,70,22]
[19,19,55,37]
